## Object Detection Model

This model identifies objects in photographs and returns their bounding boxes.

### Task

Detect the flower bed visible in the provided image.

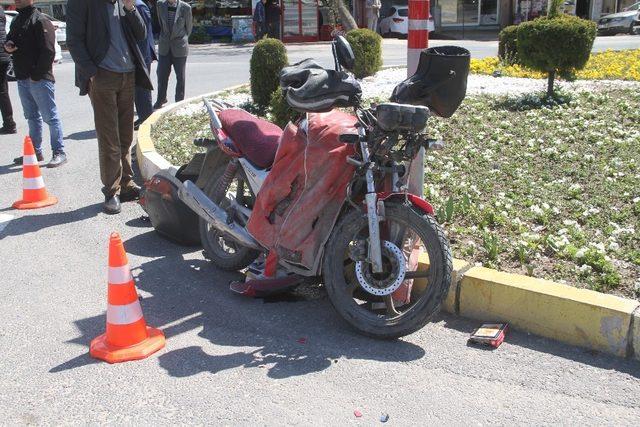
[471,49,640,81]
[152,75,640,298]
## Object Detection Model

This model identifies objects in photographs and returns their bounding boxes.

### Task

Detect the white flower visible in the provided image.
[530,205,544,216]
[542,202,550,210]
[578,264,592,274]
[575,248,587,259]
[634,197,640,204]
[590,242,606,253]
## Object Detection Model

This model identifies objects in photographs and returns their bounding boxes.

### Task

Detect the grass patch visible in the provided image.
[426,89,639,297]
[154,88,640,298]
[471,49,640,81]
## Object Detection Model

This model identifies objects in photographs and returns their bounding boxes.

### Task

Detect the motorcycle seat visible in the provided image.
[218,109,282,169]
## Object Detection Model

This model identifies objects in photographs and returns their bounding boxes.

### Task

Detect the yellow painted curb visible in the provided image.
[458,266,640,358]
[632,308,640,361]
[416,254,470,314]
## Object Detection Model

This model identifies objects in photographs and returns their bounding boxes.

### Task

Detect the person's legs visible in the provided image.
[173,55,187,102]
[0,63,16,131]
[155,54,171,107]
[89,68,123,199]
[367,10,378,32]
[16,79,43,155]
[28,79,65,157]
[116,72,136,193]
[135,61,153,123]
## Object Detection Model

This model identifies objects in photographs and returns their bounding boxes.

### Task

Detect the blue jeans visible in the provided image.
[135,61,153,122]
[17,79,64,156]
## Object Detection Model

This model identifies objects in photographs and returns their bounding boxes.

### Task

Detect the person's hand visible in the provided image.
[123,0,135,12]
[4,41,17,53]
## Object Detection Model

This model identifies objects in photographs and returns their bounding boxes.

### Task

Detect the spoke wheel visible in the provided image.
[323,202,452,339]
[199,164,260,271]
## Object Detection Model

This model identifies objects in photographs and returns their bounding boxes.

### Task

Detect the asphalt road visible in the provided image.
[1,38,639,424]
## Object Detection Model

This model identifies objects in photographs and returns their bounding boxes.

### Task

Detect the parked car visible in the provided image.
[378,6,435,38]
[4,10,63,81]
[44,13,66,46]
[597,1,640,35]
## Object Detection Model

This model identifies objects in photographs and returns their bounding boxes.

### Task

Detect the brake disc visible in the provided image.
[355,240,406,296]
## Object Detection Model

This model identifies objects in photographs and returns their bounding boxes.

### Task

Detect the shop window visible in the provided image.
[440,0,480,25]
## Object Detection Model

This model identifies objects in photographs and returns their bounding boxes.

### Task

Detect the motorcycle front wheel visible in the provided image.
[199,164,260,271]
[322,202,452,339]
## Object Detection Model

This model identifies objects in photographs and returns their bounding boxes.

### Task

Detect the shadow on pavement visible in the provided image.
[51,230,426,377]
[0,203,103,239]
[64,130,97,141]
[440,314,640,378]
[0,162,21,176]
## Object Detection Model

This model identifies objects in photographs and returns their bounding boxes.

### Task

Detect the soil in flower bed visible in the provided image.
[153,88,639,298]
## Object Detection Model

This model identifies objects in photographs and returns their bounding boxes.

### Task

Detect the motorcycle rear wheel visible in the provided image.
[322,202,452,339]
[199,164,260,271]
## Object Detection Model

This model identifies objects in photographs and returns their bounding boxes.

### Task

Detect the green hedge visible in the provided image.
[346,29,382,79]
[498,25,519,65]
[518,15,596,95]
[269,87,300,128]
[189,26,212,44]
[250,38,288,109]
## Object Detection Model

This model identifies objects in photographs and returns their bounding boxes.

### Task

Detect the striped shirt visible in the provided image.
[167,5,177,32]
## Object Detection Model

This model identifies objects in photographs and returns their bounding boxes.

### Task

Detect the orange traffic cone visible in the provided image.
[90,232,165,363]
[12,136,57,210]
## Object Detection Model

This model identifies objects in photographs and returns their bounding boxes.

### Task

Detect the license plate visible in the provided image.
[598,24,606,29]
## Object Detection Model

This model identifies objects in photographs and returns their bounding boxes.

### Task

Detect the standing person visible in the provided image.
[66,0,152,214]
[253,0,267,40]
[134,0,157,130]
[0,5,16,135]
[154,0,192,110]
[5,0,66,167]
[366,0,381,32]
[265,0,281,39]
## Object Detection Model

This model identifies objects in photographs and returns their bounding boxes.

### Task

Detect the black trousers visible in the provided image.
[0,62,15,129]
[156,52,187,104]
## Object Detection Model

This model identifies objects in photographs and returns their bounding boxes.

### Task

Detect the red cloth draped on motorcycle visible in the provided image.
[247,111,357,272]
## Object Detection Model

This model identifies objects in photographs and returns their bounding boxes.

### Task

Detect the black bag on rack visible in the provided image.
[391,46,470,118]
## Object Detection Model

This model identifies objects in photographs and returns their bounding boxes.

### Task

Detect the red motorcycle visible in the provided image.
[178,38,470,338]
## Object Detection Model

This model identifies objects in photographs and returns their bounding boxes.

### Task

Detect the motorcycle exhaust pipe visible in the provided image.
[178,180,261,250]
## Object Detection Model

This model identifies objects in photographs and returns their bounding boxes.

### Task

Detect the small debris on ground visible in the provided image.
[468,323,508,348]
[297,337,307,344]
[380,413,389,423]
[354,410,362,418]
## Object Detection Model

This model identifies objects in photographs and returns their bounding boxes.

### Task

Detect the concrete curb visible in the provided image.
[136,85,640,362]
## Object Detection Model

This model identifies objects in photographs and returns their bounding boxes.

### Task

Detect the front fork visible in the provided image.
[360,134,384,273]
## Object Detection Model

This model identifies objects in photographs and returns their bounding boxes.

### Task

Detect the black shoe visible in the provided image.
[104,195,122,215]
[0,125,17,134]
[47,152,67,168]
[120,183,142,202]
[134,121,140,131]
[153,100,167,110]
[14,152,45,165]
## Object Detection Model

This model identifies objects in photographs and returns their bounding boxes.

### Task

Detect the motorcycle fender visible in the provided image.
[377,192,435,216]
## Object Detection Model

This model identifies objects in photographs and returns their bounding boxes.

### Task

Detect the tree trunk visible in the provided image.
[336,0,358,32]
[547,69,556,98]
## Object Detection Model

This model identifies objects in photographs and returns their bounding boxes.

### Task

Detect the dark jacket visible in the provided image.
[0,6,10,64]
[6,6,56,81]
[66,0,153,96]
[135,0,157,66]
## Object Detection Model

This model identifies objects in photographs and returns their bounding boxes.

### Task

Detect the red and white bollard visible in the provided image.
[407,0,430,77]
[407,0,430,196]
